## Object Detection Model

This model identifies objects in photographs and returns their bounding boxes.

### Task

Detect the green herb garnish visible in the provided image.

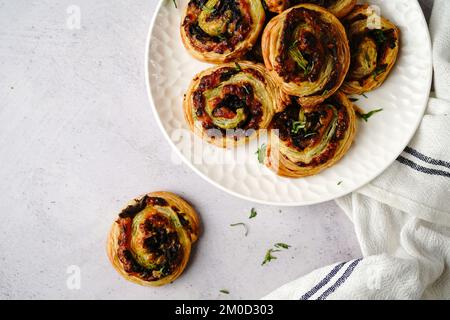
[371,29,387,45]
[262,243,291,265]
[322,89,330,97]
[230,223,249,237]
[249,208,257,219]
[172,0,177,8]
[292,120,306,134]
[157,266,169,276]
[274,243,291,249]
[217,34,227,42]
[304,62,314,77]
[361,93,368,99]
[303,132,317,139]
[289,45,309,74]
[262,249,280,266]
[256,144,267,164]
[337,181,343,186]
[235,62,242,72]
[220,289,230,294]
[202,5,216,14]
[349,98,359,102]
[357,108,383,122]
[292,107,307,134]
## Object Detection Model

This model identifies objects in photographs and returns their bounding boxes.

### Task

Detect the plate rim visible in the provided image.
[145,0,433,207]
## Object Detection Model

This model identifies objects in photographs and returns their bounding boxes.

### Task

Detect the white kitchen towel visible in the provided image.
[264,0,450,300]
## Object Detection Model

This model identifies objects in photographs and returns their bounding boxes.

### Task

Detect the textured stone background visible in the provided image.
[0,0,433,299]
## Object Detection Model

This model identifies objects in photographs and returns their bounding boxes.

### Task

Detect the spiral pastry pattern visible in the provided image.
[107,192,200,286]
[341,4,400,95]
[266,91,356,178]
[184,61,281,148]
[181,0,265,63]
[262,4,350,107]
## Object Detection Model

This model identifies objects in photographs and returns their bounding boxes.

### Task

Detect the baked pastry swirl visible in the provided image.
[184,61,280,148]
[262,4,350,107]
[181,0,265,63]
[266,91,356,178]
[107,192,200,286]
[264,0,356,18]
[341,4,400,95]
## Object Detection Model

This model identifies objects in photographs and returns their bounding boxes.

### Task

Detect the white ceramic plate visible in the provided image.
[146,0,432,206]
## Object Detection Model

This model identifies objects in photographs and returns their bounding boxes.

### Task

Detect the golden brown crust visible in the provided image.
[183,61,281,148]
[341,4,400,95]
[264,0,290,14]
[265,0,356,18]
[261,4,350,107]
[322,0,356,18]
[180,0,266,64]
[107,192,200,287]
[266,91,357,178]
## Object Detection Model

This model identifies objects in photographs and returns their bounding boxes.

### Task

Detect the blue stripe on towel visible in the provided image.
[404,147,450,170]
[300,261,347,300]
[316,258,362,300]
[397,156,450,178]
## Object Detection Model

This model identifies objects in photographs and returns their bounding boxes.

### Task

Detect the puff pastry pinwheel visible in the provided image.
[107,192,200,287]
[183,61,281,148]
[180,0,266,64]
[341,4,400,95]
[264,0,356,18]
[266,91,356,178]
[262,4,350,107]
